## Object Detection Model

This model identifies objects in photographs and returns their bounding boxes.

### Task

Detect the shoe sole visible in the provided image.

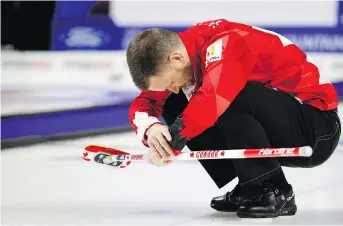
[237,205,297,218]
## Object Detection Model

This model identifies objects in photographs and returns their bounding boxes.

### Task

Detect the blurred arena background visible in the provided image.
[1,1,343,148]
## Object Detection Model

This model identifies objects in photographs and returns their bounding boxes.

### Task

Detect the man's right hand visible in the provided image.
[146,123,175,165]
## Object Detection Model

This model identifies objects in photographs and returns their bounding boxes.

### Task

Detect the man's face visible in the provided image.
[148,52,193,94]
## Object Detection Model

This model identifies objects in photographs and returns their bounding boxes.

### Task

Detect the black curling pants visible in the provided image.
[162,82,341,192]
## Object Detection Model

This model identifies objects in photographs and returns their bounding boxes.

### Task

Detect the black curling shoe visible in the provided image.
[210,184,244,212]
[237,184,297,218]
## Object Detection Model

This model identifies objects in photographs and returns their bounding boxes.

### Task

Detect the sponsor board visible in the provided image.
[52,1,342,53]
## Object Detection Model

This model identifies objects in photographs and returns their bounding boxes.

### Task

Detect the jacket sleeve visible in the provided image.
[129,90,170,146]
[179,32,256,140]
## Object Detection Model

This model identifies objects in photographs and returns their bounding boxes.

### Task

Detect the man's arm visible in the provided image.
[129,90,170,145]
[178,32,256,140]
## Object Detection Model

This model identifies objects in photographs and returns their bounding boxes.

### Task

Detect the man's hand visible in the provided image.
[146,124,175,162]
[147,149,172,166]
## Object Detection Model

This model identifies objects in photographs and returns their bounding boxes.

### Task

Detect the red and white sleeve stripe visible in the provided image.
[132,111,161,141]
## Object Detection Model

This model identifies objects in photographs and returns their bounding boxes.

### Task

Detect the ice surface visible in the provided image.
[2,105,343,225]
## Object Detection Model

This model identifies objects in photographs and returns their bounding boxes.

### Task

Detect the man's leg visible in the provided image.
[163,85,299,214]
[162,82,341,217]
[215,81,340,217]
[163,92,244,211]
[162,92,236,189]
[279,104,341,168]
[216,82,305,195]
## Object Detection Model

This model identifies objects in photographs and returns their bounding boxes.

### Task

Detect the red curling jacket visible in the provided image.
[129,19,338,145]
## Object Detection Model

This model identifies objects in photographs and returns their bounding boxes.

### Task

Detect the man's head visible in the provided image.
[126,28,193,94]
